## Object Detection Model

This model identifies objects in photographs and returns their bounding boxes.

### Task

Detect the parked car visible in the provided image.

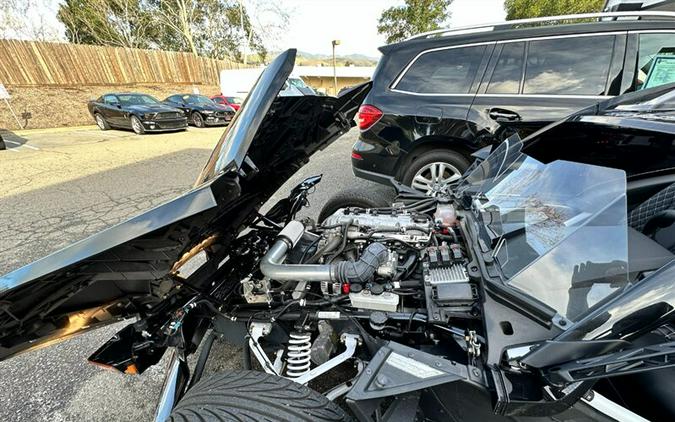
[87,93,187,135]
[163,94,235,128]
[353,11,675,195]
[210,94,243,111]
[3,49,675,422]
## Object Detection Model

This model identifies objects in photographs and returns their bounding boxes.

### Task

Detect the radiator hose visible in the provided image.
[259,220,388,284]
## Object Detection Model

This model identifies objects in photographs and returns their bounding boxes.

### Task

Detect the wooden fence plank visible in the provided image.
[0,39,245,86]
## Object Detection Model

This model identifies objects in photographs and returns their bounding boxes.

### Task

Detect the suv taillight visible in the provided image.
[358,105,382,131]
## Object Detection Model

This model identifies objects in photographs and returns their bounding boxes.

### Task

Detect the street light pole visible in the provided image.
[331,40,340,95]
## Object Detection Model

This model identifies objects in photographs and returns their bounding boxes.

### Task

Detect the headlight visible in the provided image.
[143,113,156,119]
[201,110,214,115]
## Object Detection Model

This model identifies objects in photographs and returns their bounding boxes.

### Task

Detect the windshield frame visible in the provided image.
[458,136,629,323]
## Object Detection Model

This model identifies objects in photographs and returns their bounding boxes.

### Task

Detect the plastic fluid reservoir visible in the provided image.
[434,203,457,227]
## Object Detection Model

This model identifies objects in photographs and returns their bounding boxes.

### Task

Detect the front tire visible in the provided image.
[130,115,145,135]
[94,113,110,130]
[192,112,205,128]
[318,185,394,223]
[169,370,352,422]
[401,149,469,196]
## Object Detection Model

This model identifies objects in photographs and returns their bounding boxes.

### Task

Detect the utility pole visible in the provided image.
[331,40,340,95]
[239,0,248,65]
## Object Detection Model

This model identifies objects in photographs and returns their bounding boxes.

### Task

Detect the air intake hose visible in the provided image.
[259,221,388,284]
[333,242,388,284]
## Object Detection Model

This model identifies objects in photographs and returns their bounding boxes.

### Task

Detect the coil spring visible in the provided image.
[286,332,312,378]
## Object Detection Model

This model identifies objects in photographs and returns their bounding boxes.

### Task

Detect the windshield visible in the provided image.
[227,97,243,104]
[118,94,159,105]
[288,77,308,88]
[185,95,214,105]
[458,137,629,321]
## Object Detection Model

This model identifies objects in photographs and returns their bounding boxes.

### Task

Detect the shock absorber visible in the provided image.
[286,331,312,378]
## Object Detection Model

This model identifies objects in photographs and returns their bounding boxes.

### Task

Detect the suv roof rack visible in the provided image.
[406,11,675,41]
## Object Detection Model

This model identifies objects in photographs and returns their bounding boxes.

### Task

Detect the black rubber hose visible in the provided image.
[333,242,388,284]
[306,232,342,263]
[189,332,216,389]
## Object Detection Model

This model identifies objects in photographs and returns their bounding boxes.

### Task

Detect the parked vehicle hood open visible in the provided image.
[0,49,370,359]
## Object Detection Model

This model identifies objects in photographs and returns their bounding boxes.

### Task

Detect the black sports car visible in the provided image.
[5,50,675,422]
[163,94,235,128]
[88,93,187,134]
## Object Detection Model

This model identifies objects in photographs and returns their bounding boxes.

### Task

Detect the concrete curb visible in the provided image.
[11,125,99,136]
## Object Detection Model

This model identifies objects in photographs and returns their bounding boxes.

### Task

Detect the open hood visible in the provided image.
[0,49,370,359]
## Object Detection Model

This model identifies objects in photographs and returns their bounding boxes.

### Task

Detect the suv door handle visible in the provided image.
[488,108,521,122]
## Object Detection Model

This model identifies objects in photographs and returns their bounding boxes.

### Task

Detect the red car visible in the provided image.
[210,95,243,111]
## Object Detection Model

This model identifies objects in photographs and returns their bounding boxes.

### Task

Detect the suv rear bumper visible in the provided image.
[351,136,402,184]
[351,165,397,186]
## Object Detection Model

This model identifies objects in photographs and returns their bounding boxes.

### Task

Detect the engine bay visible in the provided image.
[213,199,486,387]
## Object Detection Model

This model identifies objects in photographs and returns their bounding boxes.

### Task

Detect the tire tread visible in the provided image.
[169,370,352,422]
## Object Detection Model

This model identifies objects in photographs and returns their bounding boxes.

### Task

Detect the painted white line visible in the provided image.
[5,148,19,153]
[3,140,21,146]
[20,143,39,150]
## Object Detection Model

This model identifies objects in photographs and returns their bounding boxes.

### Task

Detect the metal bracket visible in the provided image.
[248,322,280,376]
[292,333,360,385]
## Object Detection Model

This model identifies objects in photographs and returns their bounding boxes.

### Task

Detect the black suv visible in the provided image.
[353,12,675,194]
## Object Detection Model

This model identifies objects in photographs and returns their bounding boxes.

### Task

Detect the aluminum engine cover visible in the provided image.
[324,208,433,232]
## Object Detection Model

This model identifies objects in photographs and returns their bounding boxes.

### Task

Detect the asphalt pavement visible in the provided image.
[0,125,393,421]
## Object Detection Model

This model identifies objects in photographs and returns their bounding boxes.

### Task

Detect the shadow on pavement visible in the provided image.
[0,129,29,151]
[0,148,210,274]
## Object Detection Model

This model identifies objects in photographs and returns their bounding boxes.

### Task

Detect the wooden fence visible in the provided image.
[0,39,246,87]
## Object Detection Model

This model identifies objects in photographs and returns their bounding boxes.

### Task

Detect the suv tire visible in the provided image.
[169,370,352,422]
[401,149,469,195]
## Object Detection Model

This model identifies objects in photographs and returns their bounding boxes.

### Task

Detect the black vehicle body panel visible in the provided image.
[354,19,675,184]
[163,95,235,126]
[87,94,188,132]
[0,50,369,359]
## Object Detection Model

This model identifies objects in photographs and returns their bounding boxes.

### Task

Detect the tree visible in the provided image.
[504,0,605,20]
[0,0,62,41]
[58,0,158,49]
[57,0,271,62]
[377,0,453,44]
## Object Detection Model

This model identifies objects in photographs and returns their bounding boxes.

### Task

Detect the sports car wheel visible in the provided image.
[192,112,205,128]
[130,115,145,135]
[95,113,110,130]
[169,370,352,421]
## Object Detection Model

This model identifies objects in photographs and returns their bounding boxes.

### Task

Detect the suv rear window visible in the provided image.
[395,45,487,94]
[523,35,615,95]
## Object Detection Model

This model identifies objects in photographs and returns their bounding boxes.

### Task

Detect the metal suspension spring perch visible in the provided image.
[286,332,312,378]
